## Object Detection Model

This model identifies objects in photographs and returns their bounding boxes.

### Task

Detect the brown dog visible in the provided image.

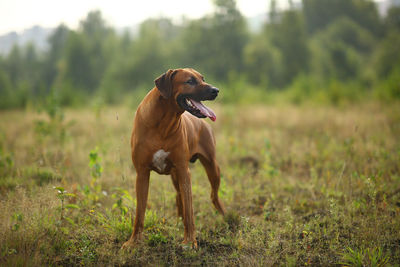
[122,68,226,249]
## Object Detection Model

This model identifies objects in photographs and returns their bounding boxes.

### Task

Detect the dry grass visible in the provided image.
[0,102,399,266]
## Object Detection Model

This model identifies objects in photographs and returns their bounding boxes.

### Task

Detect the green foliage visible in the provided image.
[11,213,23,232]
[179,0,247,81]
[0,151,14,178]
[1,0,400,107]
[266,8,309,87]
[33,89,74,146]
[79,147,105,206]
[54,186,78,222]
[385,6,400,31]
[89,147,103,178]
[309,17,376,83]
[340,247,390,267]
[302,0,381,35]
[244,35,282,88]
[375,66,400,101]
[111,188,133,216]
[373,31,400,78]
[147,232,167,247]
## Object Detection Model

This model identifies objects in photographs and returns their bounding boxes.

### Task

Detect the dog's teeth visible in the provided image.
[186,99,194,108]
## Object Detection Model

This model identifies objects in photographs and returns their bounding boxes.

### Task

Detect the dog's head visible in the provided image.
[154,68,219,121]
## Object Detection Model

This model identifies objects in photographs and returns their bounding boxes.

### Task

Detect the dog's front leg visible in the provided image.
[175,166,197,249]
[121,168,150,249]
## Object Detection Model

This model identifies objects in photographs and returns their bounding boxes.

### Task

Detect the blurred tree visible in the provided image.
[264,8,309,87]
[179,0,248,80]
[269,0,278,24]
[99,18,178,103]
[0,2,398,108]
[4,45,23,86]
[244,35,282,88]
[43,24,69,91]
[384,6,400,32]
[61,32,93,91]
[0,66,13,108]
[309,17,373,81]
[130,18,176,79]
[321,17,376,53]
[81,10,110,38]
[24,43,43,96]
[1,44,38,107]
[373,31,400,78]
[302,0,381,36]
[58,11,115,95]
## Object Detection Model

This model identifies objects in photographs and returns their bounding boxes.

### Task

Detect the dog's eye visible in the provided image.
[186,78,197,85]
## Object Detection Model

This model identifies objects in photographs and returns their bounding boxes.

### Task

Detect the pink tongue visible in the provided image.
[191,99,217,121]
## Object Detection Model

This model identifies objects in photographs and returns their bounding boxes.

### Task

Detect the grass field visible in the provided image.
[1,102,399,266]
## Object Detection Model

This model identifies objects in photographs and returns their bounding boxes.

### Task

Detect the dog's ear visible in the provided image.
[154,69,178,99]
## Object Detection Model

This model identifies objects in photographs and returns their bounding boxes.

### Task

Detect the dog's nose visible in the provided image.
[208,87,219,95]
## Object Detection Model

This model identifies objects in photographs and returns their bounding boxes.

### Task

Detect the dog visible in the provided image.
[121,68,226,249]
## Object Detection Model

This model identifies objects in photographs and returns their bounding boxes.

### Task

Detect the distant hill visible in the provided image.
[0,25,53,55]
[0,14,266,56]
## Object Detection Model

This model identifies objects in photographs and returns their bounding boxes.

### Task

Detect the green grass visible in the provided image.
[0,101,399,266]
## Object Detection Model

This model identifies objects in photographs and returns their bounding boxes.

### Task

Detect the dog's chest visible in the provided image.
[152,149,170,173]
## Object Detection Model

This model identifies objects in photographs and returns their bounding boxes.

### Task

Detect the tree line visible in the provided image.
[0,0,399,108]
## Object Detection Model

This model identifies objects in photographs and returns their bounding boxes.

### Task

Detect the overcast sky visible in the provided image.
[0,0,296,35]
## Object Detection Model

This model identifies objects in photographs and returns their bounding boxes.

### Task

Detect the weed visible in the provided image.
[31,168,61,186]
[0,151,14,177]
[89,147,103,179]
[111,187,133,216]
[54,186,78,222]
[147,232,168,247]
[10,213,23,232]
[339,247,390,267]
[79,147,105,206]
[34,90,70,143]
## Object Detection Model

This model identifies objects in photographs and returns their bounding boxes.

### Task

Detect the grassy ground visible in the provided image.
[0,102,399,266]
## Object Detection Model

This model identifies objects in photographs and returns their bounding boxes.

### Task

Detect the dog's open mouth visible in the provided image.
[178,96,217,121]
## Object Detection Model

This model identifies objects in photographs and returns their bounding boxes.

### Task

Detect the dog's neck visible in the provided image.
[137,88,184,137]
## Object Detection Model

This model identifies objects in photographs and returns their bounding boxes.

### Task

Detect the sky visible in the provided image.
[0,0,293,35]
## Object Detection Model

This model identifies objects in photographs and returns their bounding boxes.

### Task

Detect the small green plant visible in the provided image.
[11,212,23,231]
[147,232,167,246]
[144,210,160,230]
[92,209,132,240]
[34,90,71,143]
[339,247,390,267]
[80,147,105,205]
[54,186,79,223]
[89,147,103,179]
[112,187,133,216]
[0,150,14,177]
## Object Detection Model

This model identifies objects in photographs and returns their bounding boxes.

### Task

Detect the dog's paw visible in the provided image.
[121,239,136,250]
[181,240,198,250]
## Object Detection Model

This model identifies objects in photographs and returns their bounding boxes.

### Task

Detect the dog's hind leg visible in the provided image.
[199,154,226,216]
[174,166,197,248]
